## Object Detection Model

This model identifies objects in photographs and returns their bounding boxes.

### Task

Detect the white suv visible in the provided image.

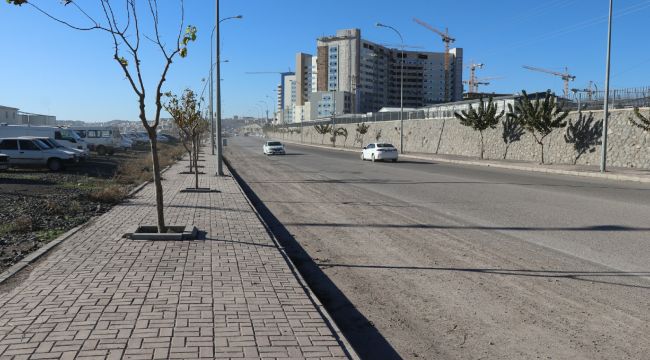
[0,137,76,171]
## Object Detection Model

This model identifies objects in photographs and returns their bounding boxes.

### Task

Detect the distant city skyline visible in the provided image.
[1,0,649,122]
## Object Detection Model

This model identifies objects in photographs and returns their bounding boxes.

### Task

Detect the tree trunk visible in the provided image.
[193,136,199,189]
[574,151,584,165]
[479,131,485,160]
[187,148,193,172]
[503,144,510,160]
[148,132,166,233]
[539,141,545,164]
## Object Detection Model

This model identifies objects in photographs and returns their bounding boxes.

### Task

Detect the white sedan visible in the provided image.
[361,143,398,162]
[263,141,286,155]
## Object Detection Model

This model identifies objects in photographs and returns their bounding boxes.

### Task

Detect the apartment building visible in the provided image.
[316,28,463,113]
[275,28,463,123]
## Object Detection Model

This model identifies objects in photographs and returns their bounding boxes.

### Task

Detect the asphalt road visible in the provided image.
[225,136,650,360]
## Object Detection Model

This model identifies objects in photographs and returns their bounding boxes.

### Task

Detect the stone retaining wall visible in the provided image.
[268,108,650,169]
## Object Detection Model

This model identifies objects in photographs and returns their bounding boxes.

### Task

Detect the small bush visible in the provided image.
[45,199,65,215]
[88,186,128,204]
[12,216,33,233]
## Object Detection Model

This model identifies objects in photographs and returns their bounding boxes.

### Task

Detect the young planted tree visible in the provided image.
[314,124,332,144]
[164,89,204,189]
[330,127,347,147]
[355,122,370,146]
[501,116,526,159]
[8,0,197,233]
[629,107,650,131]
[508,90,569,164]
[564,111,603,164]
[454,97,504,159]
[374,129,382,142]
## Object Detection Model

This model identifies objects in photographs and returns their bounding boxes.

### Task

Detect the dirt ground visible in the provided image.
[0,145,184,274]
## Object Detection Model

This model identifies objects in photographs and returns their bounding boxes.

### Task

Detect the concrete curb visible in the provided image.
[223,156,361,360]
[0,164,173,285]
[273,138,650,184]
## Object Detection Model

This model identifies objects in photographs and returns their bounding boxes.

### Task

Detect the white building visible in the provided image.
[0,106,56,126]
[0,106,18,124]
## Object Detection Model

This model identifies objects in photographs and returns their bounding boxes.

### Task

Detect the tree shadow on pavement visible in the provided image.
[226,159,402,360]
[314,263,650,290]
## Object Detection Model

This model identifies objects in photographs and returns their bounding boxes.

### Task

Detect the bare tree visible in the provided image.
[7,0,198,232]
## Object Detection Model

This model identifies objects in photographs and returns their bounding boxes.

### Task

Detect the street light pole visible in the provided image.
[377,22,404,153]
[213,4,242,176]
[210,28,216,155]
[600,0,613,173]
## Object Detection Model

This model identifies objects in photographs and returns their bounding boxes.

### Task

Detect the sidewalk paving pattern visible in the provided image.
[0,152,350,359]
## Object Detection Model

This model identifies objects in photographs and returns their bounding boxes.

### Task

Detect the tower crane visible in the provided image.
[522,65,575,97]
[464,76,504,93]
[465,62,484,93]
[413,18,455,102]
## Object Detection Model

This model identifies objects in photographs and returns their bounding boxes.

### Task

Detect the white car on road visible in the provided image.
[361,143,399,162]
[263,141,286,155]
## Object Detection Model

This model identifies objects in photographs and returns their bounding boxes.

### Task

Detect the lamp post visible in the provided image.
[257,100,269,122]
[377,22,404,153]
[214,3,242,176]
[600,0,613,173]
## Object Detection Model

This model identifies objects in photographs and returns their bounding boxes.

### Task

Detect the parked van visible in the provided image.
[72,126,125,155]
[0,124,89,157]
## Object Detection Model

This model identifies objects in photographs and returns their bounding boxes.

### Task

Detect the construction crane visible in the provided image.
[413,17,455,102]
[465,62,484,93]
[522,65,576,97]
[571,81,597,101]
[463,76,504,93]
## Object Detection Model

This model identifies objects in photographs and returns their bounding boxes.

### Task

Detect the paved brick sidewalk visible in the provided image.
[0,151,352,359]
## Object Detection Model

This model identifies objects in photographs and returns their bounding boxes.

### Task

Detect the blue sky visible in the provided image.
[1,0,649,122]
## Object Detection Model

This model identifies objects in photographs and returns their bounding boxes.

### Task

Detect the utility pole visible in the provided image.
[214,0,223,175]
[209,29,215,155]
[601,0,613,173]
[376,22,405,153]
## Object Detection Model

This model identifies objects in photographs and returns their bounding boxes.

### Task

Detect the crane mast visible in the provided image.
[414,18,456,102]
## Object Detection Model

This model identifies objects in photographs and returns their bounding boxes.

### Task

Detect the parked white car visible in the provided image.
[27,136,83,162]
[361,143,399,162]
[263,141,285,155]
[0,137,76,171]
[0,124,88,157]
[0,153,9,171]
